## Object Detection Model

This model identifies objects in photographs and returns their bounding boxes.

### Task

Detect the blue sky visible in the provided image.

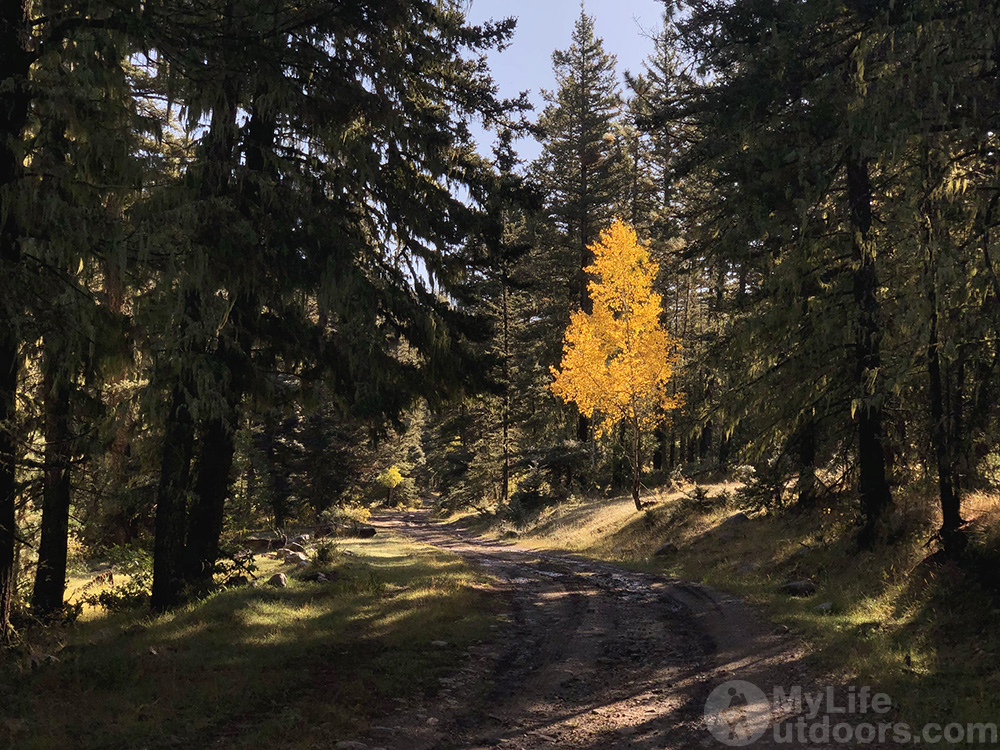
[464,0,667,163]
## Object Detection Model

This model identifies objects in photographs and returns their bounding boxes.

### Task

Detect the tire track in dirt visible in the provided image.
[363,511,860,750]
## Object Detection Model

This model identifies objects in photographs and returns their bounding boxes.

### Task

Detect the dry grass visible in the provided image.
[477,481,1000,727]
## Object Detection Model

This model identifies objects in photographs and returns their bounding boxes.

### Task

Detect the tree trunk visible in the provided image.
[926,241,965,558]
[0,336,16,640]
[631,420,642,511]
[794,419,818,509]
[0,0,31,640]
[846,155,893,548]
[32,347,73,616]
[183,416,236,591]
[698,422,712,462]
[152,383,196,611]
[718,434,731,470]
[183,290,253,591]
[501,265,511,506]
[652,423,665,472]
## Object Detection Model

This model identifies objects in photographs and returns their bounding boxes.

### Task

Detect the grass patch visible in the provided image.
[1,530,501,750]
[478,483,1000,727]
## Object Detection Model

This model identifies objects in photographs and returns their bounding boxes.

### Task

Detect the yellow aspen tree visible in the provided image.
[550,219,681,510]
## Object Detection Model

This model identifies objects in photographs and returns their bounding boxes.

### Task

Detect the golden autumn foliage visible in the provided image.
[550,218,681,444]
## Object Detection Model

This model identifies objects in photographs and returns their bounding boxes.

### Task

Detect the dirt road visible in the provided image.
[363,511,837,750]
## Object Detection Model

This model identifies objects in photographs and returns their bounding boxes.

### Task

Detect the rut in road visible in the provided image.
[362,511,845,750]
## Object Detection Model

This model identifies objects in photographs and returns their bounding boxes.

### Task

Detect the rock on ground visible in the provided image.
[266,573,287,588]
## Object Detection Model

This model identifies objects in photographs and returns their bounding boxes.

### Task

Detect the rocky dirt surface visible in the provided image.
[358,511,875,750]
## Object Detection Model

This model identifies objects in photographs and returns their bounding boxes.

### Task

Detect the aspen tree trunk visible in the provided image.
[631,419,642,511]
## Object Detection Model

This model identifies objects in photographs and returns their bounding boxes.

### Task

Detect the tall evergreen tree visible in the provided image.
[533,6,623,443]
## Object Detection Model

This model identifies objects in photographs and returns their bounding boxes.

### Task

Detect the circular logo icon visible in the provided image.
[704,679,770,746]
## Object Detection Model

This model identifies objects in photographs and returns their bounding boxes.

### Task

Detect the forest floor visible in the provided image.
[361,509,889,749]
[1,532,502,750]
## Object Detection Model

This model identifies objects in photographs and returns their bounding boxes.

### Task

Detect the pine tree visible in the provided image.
[533,6,623,444]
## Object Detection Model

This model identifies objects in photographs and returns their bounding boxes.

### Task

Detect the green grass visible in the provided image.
[0,531,501,750]
[470,483,1000,728]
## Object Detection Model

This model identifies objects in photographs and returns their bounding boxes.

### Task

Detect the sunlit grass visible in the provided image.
[0,530,502,750]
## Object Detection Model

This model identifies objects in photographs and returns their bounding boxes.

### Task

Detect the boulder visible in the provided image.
[717,512,750,540]
[267,573,288,588]
[814,601,834,613]
[283,551,309,565]
[652,542,678,557]
[241,535,286,553]
[285,541,306,553]
[779,579,816,597]
[350,527,377,539]
[291,534,311,545]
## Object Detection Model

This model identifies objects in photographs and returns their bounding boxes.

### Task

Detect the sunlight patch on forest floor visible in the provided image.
[0,530,502,750]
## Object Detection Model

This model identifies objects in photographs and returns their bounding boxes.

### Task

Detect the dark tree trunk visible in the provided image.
[0,337,16,640]
[184,416,236,590]
[698,422,712,462]
[630,421,642,511]
[846,155,893,548]
[501,267,511,506]
[652,423,666,472]
[0,0,32,641]
[32,349,73,616]
[794,419,818,509]
[718,434,731,470]
[926,246,965,558]
[668,427,677,470]
[152,383,196,611]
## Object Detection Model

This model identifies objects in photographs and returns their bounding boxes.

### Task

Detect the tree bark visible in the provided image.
[794,419,818,509]
[926,238,965,558]
[152,382,196,611]
[32,345,73,616]
[0,0,32,641]
[631,420,642,511]
[184,415,236,590]
[846,154,893,548]
[0,335,16,640]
